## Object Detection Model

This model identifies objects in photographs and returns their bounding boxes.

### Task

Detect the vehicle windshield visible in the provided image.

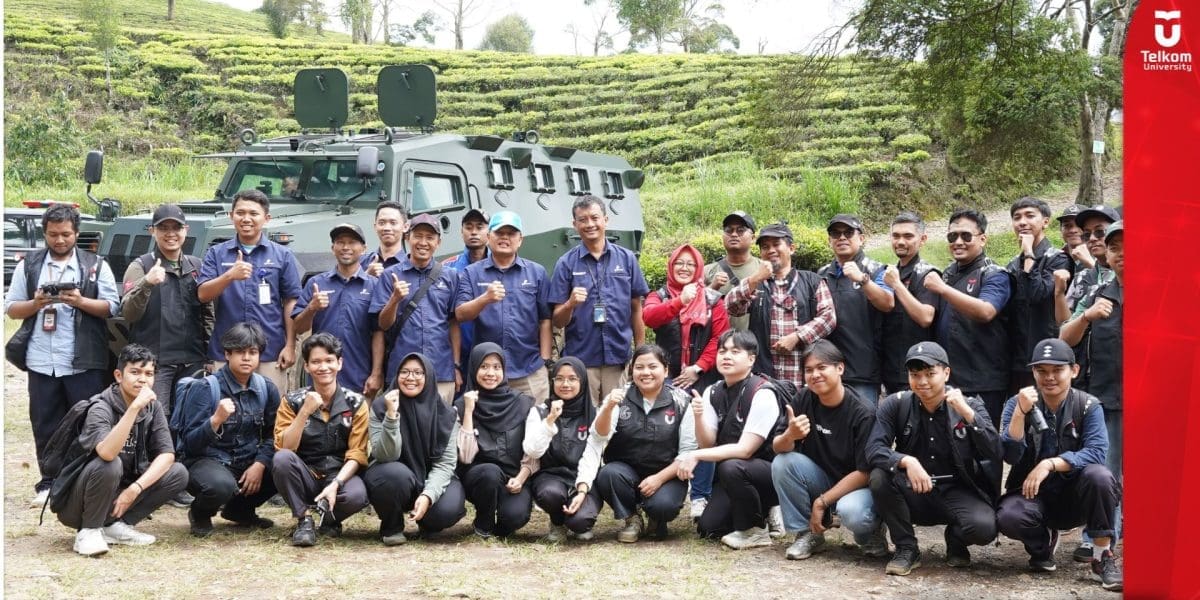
[223,157,382,202]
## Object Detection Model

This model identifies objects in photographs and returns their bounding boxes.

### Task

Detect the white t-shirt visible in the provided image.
[701,386,780,440]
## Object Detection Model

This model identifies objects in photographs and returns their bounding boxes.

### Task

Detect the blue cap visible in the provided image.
[488,210,523,233]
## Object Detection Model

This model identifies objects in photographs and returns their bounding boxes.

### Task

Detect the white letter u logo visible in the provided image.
[1156,10,1182,48]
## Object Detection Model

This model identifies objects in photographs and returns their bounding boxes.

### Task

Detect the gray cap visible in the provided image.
[329,223,366,244]
[408,213,442,236]
[1075,205,1120,226]
[905,342,950,368]
[827,213,864,233]
[755,222,793,244]
[152,204,187,227]
[1104,220,1123,244]
[1028,338,1075,367]
[462,208,490,225]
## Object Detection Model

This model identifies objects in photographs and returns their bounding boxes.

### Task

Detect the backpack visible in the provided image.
[170,372,269,455]
[39,397,103,523]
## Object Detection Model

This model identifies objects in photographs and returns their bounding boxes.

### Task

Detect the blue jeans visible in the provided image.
[771,452,879,543]
[847,382,880,406]
[689,461,715,500]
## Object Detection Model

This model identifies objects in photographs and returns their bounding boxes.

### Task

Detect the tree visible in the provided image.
[260,0,304,38]
[590,0,737,54]
[668,0,738,52]
[568,2,622,56]
[612,0,681,53]
[167,0,175,21]
[432,0,488,50]
[478,13,534,52]
[389,10,441,45]
[79,0,120,104]
[340,0,373,43]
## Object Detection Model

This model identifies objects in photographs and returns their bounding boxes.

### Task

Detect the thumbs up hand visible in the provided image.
[311,282,331,310]
[690,389,705,419]
[390,273,410,301]
[785,404,810,441]
[145,258,167,286]
[367,256,384,277]
[227,250,253,281]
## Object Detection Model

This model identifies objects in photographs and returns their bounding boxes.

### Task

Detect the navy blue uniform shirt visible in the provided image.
[455,256,550,379]
[198,236,303,362]
[369,258,458,383]
[292,267,379,392]
[547,241,649,368]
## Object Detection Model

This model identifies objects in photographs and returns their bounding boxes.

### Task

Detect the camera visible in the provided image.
[1027,405,1051,433]
[315,498,333,528]
[40,282,78,297]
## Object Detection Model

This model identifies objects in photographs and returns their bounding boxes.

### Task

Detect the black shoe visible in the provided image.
[885,546,921,576]
[220,509,274,529]
[292,516,317,547]
[1073,543,1094,563]
[188,509,214,538]
[473,526,493,539]
[944,532,971,568]
[318,518,343,538]
[1091,549,1123,591]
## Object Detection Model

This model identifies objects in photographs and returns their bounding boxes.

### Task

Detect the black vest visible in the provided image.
[881,258,938,385]
[21,248,110,371]
[1084,280,1122,411]
[653,287,721,391]
[819,253,888,385]
[1005,240,1069,371]
[535,404,590,479]
[747,269,819,378]
[127,252,207,365]
[464,403,531,479]
[1004,388,1098,493]
[941,254,1011,392]
[708,374,781,462]
[285,388,365,479]
[889,390,1000,504]
[605,390,684,478]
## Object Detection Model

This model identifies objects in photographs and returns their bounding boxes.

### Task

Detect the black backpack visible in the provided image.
[38,397,103,523]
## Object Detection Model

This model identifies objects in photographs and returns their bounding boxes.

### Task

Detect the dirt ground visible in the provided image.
[2,368,1119,600]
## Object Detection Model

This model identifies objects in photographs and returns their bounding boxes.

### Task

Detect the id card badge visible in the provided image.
[42,307,58,332]
[592,302,606,324]
[258,281,271,305]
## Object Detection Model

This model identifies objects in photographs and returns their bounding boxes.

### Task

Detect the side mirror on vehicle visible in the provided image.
[356,146,380,179]
[84,150,104,184]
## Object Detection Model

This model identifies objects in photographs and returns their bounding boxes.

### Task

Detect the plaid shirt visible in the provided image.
[726,272,836,384]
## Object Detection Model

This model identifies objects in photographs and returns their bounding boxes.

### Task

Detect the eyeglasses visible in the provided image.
[1081,229,1108,240]
[553,376,581,384]
[671,260,696,270]
[827,228,857,239]
[723,226,750,236]
[398,369,425,379]
[946,231,976,243]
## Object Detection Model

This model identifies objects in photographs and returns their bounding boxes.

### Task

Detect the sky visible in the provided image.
[210,0,856,55]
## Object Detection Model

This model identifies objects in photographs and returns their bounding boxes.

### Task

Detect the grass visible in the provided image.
[3,0,348,38]
[866,229,1065,268]
[4,157,226,213]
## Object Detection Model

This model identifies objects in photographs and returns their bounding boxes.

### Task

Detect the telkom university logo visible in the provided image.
[1156,10,1181,47]
[1143,10,1193,72]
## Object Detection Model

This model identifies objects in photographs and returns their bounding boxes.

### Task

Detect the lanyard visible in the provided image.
[585,251,608,295]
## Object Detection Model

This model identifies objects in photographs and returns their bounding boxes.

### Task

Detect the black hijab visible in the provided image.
[455,342,532,432]
[373,353,455,482]
[548,356,595,425]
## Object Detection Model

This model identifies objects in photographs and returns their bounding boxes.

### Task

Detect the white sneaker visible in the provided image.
[102,521,156,546]
[690,497,709,519]
[30,489,49,509]
[721,527,773,550]
[767,505,785,539]
[74,528,109,557]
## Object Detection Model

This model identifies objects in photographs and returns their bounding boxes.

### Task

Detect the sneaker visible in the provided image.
[1091,549,1123,591]
[30,488,50,509]
[381,531,407,546]
[569,529,595,541]
[267,494,286,506]
[690,497,709,520]
[885,546,922,576]
[545,524,568,543]
[945,531,971,567]
[645,515,668,539]
[167,490,194,508]
[721,527,773,550]
[292,516,317,547]
[188,509,214,537]
[220,509,274,529]
[785,531,826,560]
[73,528,109,557]
[861,524,890,558]
[1073,542,1094,563]
[102,520,156,546]
[616,513,644,543]
[1029,556,1057,572]
[473,526,493,539]
[767,506,785,539]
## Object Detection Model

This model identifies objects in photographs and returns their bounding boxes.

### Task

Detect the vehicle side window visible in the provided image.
[411,173,464,213]
[4,220,26,246]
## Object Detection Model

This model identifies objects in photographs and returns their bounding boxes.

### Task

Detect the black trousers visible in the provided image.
[56,456,188,530]
[594,461,687,523]
[997,464,1121,560]
[362,461,466,536]
[271,450,368,521]
[152,361,204,425]
[869,468,997,551]
[529,471,603,533]
[29,369,106,491]
[460,462,533,536]
[697,458,778,538]
[964,389,1007,432]
[186,458,276,520]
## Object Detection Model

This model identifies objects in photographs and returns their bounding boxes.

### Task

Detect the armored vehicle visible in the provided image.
[81,65,646,282]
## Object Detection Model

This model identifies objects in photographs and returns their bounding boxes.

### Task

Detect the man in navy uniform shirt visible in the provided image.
[455,211,552,401]
[293,223,383,398]
[443,208,491,370]
[549,195,649,406]
[360,201,407,276]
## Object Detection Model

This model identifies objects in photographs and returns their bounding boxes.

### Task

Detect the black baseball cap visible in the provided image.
[1057,204,1083,222]
[462,208,490,225]
[1104,220,1123,244]
[151,204,186,227]
[905,342,950,368]
[1028,338,1075,367]
[1075,205,1120,226]
[755,222,793,244]
[329,223,366,244]
[827,214,864,233]
[723,211,757,232]
[409,213,442,236]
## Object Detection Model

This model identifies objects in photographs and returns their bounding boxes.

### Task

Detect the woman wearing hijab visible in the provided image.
[577,344,697,543]
[523,357,604,542]
[642,243,730,520]
[363,353,466,545]
[455,343,537,538]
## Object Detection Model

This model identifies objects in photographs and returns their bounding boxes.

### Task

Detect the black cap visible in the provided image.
[1057,204,1083,221]
[755,222,793,244]
[151,204,186,227]
[1028,338,1075,367]
[905,342,950,368]
[329,223,366,244]
[1104,220,1123,244]
[462,208,490,225]
[1075,205,1120,227]
[409,213,442,235]
[827,213,863,233]
[723,211,757,232]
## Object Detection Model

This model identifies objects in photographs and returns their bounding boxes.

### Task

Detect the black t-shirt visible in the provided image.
[912,401,957,481]
[787,387,876,481]
[78,385,174,486]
